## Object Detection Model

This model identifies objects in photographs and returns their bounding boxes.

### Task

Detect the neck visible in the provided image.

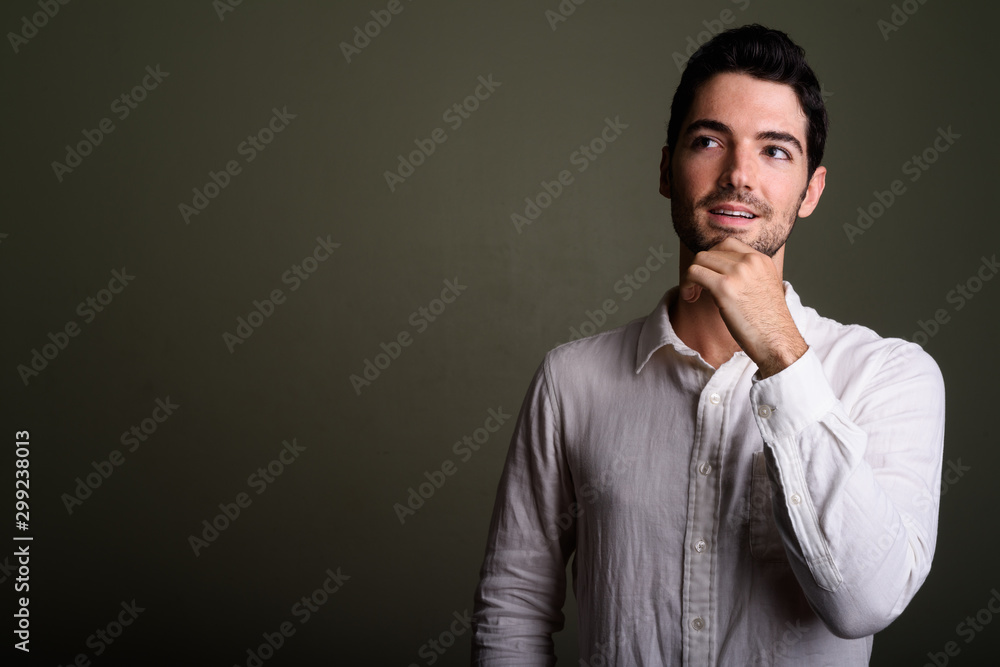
[668,243,786,369]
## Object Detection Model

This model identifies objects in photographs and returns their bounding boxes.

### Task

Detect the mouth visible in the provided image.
[707,205,758,225]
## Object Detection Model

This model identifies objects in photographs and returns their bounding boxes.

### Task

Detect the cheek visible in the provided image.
[788,188,809,213]
[765,184,798,211]
[676,161,715,196]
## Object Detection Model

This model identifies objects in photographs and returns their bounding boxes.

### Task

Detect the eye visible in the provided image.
[763,145,792,160]
[693,136,721,149]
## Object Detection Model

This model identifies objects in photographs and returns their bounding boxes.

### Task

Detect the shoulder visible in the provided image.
[541,315,647,386]
[797,298,944,395]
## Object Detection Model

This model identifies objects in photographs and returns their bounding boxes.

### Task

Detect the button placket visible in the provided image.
[683,365,752,666]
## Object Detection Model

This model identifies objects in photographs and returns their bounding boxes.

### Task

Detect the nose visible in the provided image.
[718,142,757,191]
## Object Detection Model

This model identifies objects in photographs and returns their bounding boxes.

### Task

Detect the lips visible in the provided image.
[708,205,757,219]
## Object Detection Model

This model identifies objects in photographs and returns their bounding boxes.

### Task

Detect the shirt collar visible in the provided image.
[634,280,809,374]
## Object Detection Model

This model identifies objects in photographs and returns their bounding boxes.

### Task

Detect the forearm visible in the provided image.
[472,524,568,666]
[750,343,946,637]
[472,355,576,664]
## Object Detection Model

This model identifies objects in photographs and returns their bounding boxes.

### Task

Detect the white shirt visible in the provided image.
[472,281,946,666]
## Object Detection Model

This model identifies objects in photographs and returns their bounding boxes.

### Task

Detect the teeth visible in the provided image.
[713,209,754,219]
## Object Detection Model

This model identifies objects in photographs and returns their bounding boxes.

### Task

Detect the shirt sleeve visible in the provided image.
[748,341,946,639]
[471,353,577,666]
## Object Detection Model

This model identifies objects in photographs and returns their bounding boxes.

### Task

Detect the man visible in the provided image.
[472,23,946,666]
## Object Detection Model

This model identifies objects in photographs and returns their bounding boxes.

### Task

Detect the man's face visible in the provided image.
[660,72,825,258]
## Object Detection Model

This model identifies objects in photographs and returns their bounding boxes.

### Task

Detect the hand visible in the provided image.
[681,237,808,378]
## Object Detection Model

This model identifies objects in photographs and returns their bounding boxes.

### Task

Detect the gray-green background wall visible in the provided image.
[3,0,997,664]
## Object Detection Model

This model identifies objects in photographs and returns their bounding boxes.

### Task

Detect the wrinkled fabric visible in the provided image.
[472,282,946,666]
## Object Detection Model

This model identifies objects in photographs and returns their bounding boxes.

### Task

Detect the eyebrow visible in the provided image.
[684,119,804,156]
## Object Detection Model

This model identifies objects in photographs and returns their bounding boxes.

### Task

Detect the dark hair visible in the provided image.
[666,24,828,180]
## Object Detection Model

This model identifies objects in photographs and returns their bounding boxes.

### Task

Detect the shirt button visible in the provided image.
[758,405,773,418]
[691,617,705,631]
[709,392,721,405]
[699,462,712,476]
[790,493,802,505]
[694,539,706,553]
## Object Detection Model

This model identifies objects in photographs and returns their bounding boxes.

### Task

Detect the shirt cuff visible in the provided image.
[749,346,838,442]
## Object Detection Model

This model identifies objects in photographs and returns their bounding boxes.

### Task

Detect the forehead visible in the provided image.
[684,72,807,138]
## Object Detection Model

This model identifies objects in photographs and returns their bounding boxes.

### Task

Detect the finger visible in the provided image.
[681,263,725,303]
[681,283,702,302]
[689,249,747,275]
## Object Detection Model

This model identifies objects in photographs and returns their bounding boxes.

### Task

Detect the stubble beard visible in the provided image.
[672,188,805,258]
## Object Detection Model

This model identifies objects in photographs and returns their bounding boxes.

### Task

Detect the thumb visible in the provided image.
[681,284,702,302]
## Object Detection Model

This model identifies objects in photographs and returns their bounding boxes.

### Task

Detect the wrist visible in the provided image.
[757,336,809,379]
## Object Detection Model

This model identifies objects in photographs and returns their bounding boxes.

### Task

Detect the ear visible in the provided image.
[659,145,672,199]
[797,165,827,217]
